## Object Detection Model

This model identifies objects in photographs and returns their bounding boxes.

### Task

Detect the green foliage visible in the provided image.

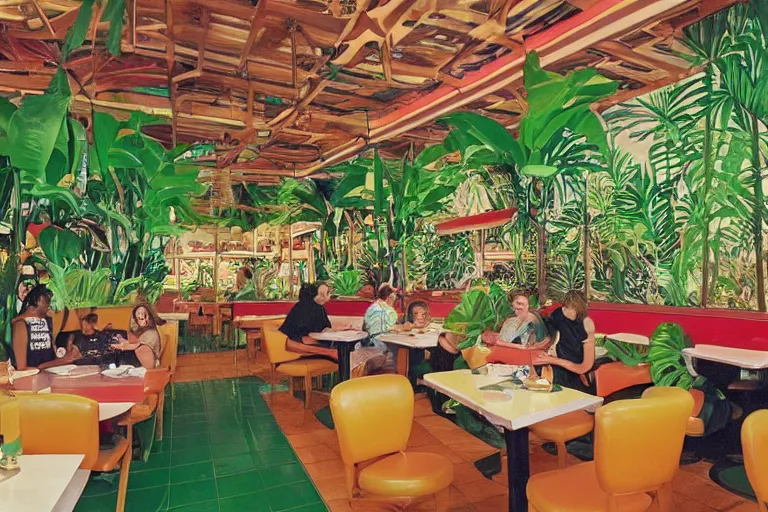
[603,339,649,367]
[46,264,113,310]
[648,323,693,389]
[443,283,510,350]
[329,269,363,296]
[0,70,73,177]
[38,226,83,267]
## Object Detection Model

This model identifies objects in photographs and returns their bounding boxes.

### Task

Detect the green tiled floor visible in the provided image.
[75,378,327,512]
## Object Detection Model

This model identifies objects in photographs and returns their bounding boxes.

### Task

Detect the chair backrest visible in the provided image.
[262,320,302,364]
[742,409,768,508]
[17,394,100,470]
[594,386,693,495]
[330,374,413,466]
[157,321,179,373]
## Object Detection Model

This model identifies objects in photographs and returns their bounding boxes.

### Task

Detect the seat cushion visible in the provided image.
[527,462,652,512]
[358,452,453,497]
[530,411,594,444]
[92,435,130,472]
[277,359,338,377]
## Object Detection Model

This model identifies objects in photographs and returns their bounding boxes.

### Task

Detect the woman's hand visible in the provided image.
[481,331,499,346]
[532,352,556,365]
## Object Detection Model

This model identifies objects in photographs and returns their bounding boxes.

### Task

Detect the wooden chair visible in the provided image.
[158,321,179,402]
[16,393,133,512]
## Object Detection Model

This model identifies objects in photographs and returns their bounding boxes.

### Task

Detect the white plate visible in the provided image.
[101,367,133,378]
[45,365,77,376]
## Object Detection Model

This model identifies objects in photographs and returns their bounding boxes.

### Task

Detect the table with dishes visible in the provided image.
[423,369,603,512]
[308,330,369,382]
[0,454,86,512]
[11,365,147,420]
[377,328,440,377]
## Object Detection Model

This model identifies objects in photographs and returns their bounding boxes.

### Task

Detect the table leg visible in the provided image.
[504,427,530,512]
[396,347,410,377]
[336,342,353,382]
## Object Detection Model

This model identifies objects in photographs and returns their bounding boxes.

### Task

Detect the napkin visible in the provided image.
[102,365,146,379]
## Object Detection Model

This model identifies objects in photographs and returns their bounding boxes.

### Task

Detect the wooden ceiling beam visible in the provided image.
[238,0,267,71]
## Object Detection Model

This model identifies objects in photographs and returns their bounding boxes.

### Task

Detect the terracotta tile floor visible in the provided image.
[175,350,756,512]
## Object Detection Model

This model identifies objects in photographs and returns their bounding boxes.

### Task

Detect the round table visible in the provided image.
[98,402,135,421]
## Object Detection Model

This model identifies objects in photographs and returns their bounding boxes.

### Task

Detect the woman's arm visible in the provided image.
[135,345,156,369]
[532,318,595,375]
[37,351,76,370]
[12,320,28,370]
[481,331,500,346]
[528,336,551,351]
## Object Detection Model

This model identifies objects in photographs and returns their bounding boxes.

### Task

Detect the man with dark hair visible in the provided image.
[280,282,338,360]
[12,285,75,370]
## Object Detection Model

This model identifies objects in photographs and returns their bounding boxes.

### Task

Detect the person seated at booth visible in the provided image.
[280,282,338,361]
[112,304,165,369]
[533,289,596,393]
[359,284,400,369]
[65,313,103,363]
[482,292,550,381]
[398,301,434,382]
[12,285,76,370]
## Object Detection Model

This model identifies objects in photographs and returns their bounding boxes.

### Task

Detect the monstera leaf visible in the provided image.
[443,288,496,350]
[648,322,693,389]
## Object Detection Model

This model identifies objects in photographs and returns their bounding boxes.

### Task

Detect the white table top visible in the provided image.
[423,370,603,431]
[683,345,768,370]
[377,331,440,348]
[309,330,368,343]
[99,402,135,421]
[234,314,286,322]
[329,316,364,330]
[0,455,84,512]
[604,333,650,346]
[158,312,189,321]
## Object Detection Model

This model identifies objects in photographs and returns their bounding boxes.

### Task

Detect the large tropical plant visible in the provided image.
[439,51,615,303]
[330,149,464,288]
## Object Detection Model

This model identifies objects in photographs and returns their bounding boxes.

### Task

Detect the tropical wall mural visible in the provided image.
[216,0,768,312]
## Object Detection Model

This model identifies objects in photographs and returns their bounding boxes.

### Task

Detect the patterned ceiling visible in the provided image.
[0,0,739,186]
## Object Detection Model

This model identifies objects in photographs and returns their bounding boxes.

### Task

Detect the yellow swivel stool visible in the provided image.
[742,410,768,512]
[330,374,454,506]
[527,386,693,512]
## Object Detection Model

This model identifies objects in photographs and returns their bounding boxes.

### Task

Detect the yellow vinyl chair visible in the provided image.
[742,410,768,512]
[16,394,133,512]
[530,410,594,469]
[330,374,454,505]
[527,386,693,512]
[262,320,338,408]
[156,321,179,439]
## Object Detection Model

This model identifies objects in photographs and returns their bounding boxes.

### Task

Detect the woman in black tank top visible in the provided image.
[533,290,596,392]
[11,286,76,370]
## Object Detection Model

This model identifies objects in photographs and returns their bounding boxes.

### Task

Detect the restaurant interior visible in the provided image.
[1,0,768,511]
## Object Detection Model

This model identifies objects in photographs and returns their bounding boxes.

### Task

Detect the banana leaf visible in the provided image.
[648,322,693,389]
[603,339,649,367]
[61,0,96,60]
[0,69,71,177]
[39,226,83,267]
